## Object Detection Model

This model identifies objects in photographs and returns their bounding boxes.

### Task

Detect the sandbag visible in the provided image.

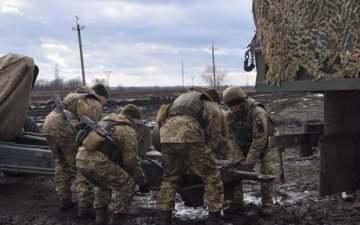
[0,53,36,141]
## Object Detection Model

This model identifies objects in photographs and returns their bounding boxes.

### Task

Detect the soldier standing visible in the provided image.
[156,90,229,225]
[76,104,147,225]
[222,86,275,217]
[42,84,108,215]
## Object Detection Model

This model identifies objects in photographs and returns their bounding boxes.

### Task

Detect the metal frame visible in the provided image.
[254,50,360,92]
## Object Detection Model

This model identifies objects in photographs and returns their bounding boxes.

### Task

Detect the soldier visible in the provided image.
[76,104,147,225]
[205,88,233,161]
[156,90,228,225]
[222,86,275,217]
[42,84,108,215]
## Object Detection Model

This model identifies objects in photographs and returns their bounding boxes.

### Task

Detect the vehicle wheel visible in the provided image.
[23,116,40,133]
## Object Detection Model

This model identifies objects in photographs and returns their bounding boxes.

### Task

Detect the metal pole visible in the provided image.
[182,61,184,88]
[72,16,86,86]
[212,42,216,88]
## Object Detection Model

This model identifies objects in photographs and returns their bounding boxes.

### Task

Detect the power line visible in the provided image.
[72,16,86,86]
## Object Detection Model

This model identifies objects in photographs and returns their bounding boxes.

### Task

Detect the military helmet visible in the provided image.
[223,86,247,105]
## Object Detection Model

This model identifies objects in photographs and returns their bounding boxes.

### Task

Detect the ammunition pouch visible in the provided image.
[82,132,106,151]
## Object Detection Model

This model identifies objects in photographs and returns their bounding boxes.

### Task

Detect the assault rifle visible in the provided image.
[78,116,113,142]
[52,94,75,134]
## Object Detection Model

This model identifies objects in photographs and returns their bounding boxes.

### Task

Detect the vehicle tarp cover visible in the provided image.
[0,54,36,141]
[252,0,360,86]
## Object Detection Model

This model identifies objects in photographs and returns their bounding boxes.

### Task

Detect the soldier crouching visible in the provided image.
[76,104,147,225]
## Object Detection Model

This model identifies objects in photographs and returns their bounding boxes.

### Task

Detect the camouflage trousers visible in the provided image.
[233,147,275,207]
[45,135,94,207]
[157,142,224,212]
[77,159,136,214]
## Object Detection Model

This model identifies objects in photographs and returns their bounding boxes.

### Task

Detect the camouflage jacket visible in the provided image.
[76,113,146,185]
[160,100,222,151]
[43,96,102,137]
[225,98,270,166]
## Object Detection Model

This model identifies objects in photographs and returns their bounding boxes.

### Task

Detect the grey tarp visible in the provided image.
[0,54,35,141]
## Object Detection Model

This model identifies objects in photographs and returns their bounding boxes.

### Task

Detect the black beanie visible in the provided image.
[121,104,141,119]
[92,84,109,98]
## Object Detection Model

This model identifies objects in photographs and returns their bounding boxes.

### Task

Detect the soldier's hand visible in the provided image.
[139,184,150,193]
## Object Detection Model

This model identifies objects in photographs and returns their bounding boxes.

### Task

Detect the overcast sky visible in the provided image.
[0,0,256,87]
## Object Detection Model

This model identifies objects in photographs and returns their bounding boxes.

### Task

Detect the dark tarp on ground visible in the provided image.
[0,54,36,141]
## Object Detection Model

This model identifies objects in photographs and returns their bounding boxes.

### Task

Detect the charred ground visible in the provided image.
[0,91,359,225]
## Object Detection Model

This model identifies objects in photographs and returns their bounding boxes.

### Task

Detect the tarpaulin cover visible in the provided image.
[0,54,35,141]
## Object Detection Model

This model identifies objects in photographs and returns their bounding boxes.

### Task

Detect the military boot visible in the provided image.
[206,211,230,225]
[58,198,75,211]
[95,207,107,225]
[222,202,244,216]
[259,205,273,217]
[159,211,172,225]
[109,213,135,225]
[77,206,95,219]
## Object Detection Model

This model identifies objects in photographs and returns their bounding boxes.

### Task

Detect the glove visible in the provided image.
[139,184,150,193]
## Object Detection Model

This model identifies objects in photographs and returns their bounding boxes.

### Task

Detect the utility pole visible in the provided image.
[211,42,216,88]
[72,16,86,86]
[182,61,184,88]
[105,71,111,87]
[55,63,59,80]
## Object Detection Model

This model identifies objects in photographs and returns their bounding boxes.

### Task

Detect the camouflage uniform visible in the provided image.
[76,113,146,214]
[157,93,224,213]
[43,92,102,207]
[225,97,275,208]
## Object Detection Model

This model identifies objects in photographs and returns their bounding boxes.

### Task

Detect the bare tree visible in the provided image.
[92,78,107,86]
[64,78,83,90]
[201,65,228,88]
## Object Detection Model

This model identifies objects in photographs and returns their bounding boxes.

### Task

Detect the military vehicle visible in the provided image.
[246,0,360,196]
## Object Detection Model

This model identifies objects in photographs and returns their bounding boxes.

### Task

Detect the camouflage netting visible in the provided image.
[253,0,360,86]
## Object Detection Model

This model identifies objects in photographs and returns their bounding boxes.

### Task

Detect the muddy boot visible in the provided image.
[222,202,244,216]
[259,205,273,217]
[109,213,135,225]
[77,206,95,219]
[95,207,107,225]
[58,198,75,211]
[206,211,230,225]
[159,211,172,225]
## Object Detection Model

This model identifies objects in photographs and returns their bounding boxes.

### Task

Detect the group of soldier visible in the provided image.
[42,84,276,225]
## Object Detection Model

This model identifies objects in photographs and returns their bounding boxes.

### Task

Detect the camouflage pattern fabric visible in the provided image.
[158,100,224,212]
[225,98,275,207]
[204,101,232,161]
[253,0,360,85]
[44,135,94,206]
[76,114,146,213]
[77,162,136,214]
[43,95,102,206]
[157,143,224,212]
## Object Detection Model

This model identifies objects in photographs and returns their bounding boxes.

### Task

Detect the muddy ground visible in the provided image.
[1,91,360,225]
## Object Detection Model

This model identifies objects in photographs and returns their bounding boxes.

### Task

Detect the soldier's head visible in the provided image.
[92,83,109,106]
[223,86,247,112]
[121,104,141,124]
